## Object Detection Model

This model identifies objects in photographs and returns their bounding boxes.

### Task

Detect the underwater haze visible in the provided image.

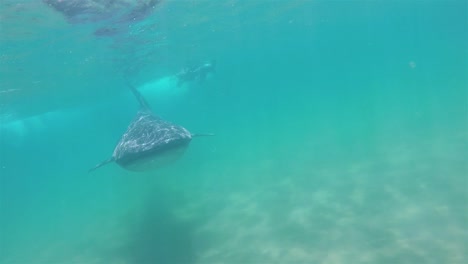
[0,0,467,263]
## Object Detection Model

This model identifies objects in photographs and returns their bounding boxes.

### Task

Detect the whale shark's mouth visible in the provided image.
[119,144,189,172]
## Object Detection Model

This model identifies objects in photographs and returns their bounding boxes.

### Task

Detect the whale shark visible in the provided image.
[89,84,213,172]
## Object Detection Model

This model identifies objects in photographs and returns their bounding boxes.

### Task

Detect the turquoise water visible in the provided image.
[0,1,467,263]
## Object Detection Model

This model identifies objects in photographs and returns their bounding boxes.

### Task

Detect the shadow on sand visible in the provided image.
[116,188,197,264]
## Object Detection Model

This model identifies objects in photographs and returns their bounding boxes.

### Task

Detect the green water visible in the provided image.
[0,1,467,263]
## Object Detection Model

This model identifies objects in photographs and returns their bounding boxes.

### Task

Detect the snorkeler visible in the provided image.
[176,60,216,87]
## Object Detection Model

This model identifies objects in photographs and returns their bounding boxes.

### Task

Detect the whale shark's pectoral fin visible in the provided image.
[88,157,114,173]
[192,133,215,137]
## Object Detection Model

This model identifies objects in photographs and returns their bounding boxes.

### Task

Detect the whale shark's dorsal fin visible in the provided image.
[127,82,151,111]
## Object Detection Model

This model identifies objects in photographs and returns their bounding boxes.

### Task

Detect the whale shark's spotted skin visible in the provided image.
[113,111,192,169]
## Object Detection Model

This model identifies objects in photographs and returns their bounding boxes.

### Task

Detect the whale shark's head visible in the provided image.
[111,111,193,172]
[116,140,191,171]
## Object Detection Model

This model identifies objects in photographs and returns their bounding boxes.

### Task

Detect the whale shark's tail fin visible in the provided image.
[88,157,114,173]
[126,82,151,111]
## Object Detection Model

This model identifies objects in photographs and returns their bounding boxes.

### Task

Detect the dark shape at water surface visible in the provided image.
[42,0,161,24]
[89,84,213,172]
